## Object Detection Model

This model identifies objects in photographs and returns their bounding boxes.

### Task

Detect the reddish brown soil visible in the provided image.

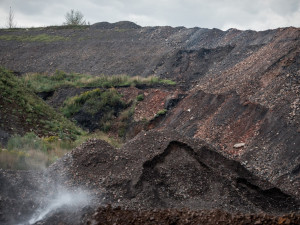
[90,206,300,225]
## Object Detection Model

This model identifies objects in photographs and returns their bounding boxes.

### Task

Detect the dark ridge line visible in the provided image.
[134,140,212,191]
[133,139,299,211]
[142,141,210,170]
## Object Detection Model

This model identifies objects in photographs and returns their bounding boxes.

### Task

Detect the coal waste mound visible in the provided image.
[49,129,299,214]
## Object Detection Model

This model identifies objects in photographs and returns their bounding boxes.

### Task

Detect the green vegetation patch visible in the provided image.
[0,34,68,42]
[0,130,121,170]
[0,67,82,140]
[136,94,144,101]
[1,25,89,32]
[0,133,70,170]
[117,103,136,138]
[21,70,176,92]
[62,88,125,117]
[7,132,47,152]
[159,79,177,85]
[62,88,127,133]
[156,109,168,117]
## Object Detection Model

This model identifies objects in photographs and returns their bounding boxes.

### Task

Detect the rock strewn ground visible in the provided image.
[49,129,299,214]
[90,206,300,225]
[1,129,299,224]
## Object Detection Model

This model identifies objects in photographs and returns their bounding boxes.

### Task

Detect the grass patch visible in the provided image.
[73,130,122,148]
[136,94,144,101]
[0,131,122,170]
[1,133,69,170]
[7,132,47,152]
[117,103,135,138]
[0,148,52,170]
[156,109,168,117]
[0,67,82,140]
[159,79,177,85]
[21,70,176,92]
[62,88,125,117]
[45,25,89,30]
[62,88,126,132]
[0,34,68,42]
[1,25,89,32]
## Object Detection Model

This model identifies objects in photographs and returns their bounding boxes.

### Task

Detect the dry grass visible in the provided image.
[0,131,122,170]
[21,71,176,92]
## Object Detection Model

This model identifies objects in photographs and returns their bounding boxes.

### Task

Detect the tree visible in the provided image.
[6,7,16,28]
[64,9,86,25]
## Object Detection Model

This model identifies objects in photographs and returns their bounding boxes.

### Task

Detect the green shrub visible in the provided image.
[0,133,71,170]
[102,121,112,132]
[156,109,168,117]
[62,88,125,118]
[136,94,144,101]
[0,149,29,170]
[51,70,68,81]
[43,136,59,143]
[118,127,126,137]
[62,88,127,133]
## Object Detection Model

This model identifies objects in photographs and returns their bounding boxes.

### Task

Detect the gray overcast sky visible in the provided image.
[0,0,299,30]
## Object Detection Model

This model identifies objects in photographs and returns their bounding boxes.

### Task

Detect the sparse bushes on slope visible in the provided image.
[0,68,176,170]
[62,88,127,132]
[0,68,127,170]
[62,88,125,117]
[0,67,82,140]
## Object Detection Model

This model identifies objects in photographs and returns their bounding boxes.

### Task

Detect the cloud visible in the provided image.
[0,0,299,30]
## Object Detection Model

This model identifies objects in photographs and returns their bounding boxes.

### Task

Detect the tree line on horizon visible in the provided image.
[5,8,87,28]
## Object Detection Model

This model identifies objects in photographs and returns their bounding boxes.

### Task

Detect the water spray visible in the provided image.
[20,188,91,225]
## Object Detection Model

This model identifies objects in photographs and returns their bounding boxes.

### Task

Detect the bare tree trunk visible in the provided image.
[7,7,16,28]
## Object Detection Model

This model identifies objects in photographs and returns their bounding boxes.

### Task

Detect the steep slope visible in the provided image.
[0,24,297,81]
[156,28,300,197]
[0,68,82,145]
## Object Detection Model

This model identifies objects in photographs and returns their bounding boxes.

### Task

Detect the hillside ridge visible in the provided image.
[0,22,299,224]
